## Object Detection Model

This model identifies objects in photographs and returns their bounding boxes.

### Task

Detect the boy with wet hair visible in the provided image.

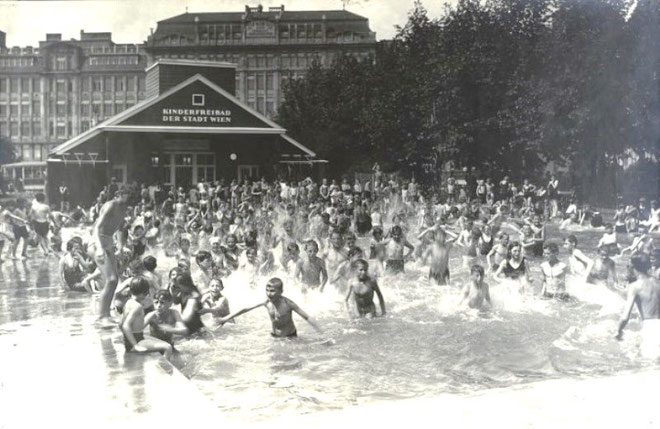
[345,259,386,318]
[218,277,322,338]
[144,290,188,346]
[120,277,173,358]
[540,242,568,300]
[384,225,414,273]
[459,264,491,310]
[294,240,328,291]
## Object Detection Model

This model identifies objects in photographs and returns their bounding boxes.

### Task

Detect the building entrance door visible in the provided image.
[165,152,216,188]
[238,165,259,182]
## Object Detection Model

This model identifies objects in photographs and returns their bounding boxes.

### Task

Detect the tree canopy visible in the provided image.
[277,0,659,203]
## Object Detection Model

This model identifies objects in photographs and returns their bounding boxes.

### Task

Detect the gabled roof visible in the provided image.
[51,73,315,157]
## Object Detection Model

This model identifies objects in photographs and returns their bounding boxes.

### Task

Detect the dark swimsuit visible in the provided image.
[386,259,405,273]
[429,267,450,285]
[502,258,527,279]
[124,332,145,351]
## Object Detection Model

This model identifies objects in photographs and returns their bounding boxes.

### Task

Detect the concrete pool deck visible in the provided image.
[1,258,659,428]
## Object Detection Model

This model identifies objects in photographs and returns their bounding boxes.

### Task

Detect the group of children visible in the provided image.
[44,174,659,360]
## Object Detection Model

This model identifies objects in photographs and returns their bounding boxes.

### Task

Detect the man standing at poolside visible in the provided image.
[93,186,130,325]
[616,254,660,357]
[28,193,54,256]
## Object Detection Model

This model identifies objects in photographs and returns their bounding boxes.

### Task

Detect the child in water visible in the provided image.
[345,259,386,318]
[218,277,322,338]
[540,242,568,300]
[459,265,491,310]
[144,290,188,346]
[120,277,174,358]
[199,278,231,321]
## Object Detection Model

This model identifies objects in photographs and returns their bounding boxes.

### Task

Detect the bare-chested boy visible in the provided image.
[587,245,618,293]
[323,231,348,290]
[218,277,322,338]
[345,259,386,318]
[420,225,458,286]
[616,254,660,358]
[120,277,174,358]
[459,264,491,310]
[144,290,188,346]
[93,187,130,325]
[384,225,414,274]
[295,240,328,291]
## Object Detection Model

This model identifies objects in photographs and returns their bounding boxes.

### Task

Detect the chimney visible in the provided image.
[46,33,62,42]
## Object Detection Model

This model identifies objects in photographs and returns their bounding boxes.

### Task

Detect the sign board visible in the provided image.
[119,79,272,129]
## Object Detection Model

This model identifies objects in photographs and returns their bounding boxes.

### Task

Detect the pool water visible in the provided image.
[172,225,659,421]
[0,224,656,423]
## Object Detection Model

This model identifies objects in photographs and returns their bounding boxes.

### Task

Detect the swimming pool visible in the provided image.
[172,226,659,422]
[0,225,656,423]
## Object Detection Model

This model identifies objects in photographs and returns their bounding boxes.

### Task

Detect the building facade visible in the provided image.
[145,4,377,117]
[0,31,147,187]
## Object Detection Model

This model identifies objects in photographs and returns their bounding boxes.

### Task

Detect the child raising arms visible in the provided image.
[218,277,322,338]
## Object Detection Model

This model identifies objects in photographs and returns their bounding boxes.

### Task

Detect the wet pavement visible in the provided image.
[0,257,221,429]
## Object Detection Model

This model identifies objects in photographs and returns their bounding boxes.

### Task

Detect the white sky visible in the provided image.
[0,0,454,47]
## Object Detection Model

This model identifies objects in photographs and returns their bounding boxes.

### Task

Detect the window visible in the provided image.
[10,121,18,136]
[23,145,32,161]
[10,79,19,93]
[0,78,6,93]
[129,76,137,91]
[56,104,65,116]
[81,104,90,116]
[115,102,123,113]
[56,81,66,93]
[93,78,102,92]
[57,124,66,137]
[104,76,113,92]
[82,78,91,91]
[10,105,18,116]
[116,77,125,91]
[257,73,265,90]
[0,122,6,136]
[266,73,275,90]
[81,120,90,132]
[138,77,145,92]
[34,145,42,161]
[266,101,275,117]
[32,78,40,92]
[21,78,29,93]
[56,56,67,71]
[21,122,30,136]
[105,102,114,116]
[0,105,6,116]
[247,75,256,91]
[33,121,41,137]
[32,100,40,115]
[68,80,74,93]
[92,104,101,116]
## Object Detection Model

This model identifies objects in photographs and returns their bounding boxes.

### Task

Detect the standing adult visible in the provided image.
[93,186,130,325]
[547,174,559,218]
[28,193,53,256]
[58,183,70,212]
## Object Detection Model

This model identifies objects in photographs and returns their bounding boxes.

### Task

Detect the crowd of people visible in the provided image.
[1,170,659,359]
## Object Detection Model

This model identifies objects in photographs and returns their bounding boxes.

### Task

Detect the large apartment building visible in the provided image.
[0,5,376,189]
[145,4,376,117]
[0,31,147,161]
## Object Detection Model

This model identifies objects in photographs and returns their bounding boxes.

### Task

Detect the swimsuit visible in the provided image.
[124,332,145,351]
[386,259,404,273]
[32,220,49,238]
[502,258,527,279]
[429,267,450,285]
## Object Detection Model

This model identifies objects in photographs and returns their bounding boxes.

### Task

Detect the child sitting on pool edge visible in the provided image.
[120,277,173,358]
[217,277,322,338]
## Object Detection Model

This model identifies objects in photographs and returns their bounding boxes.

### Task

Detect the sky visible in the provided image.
[0,0,454,47]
